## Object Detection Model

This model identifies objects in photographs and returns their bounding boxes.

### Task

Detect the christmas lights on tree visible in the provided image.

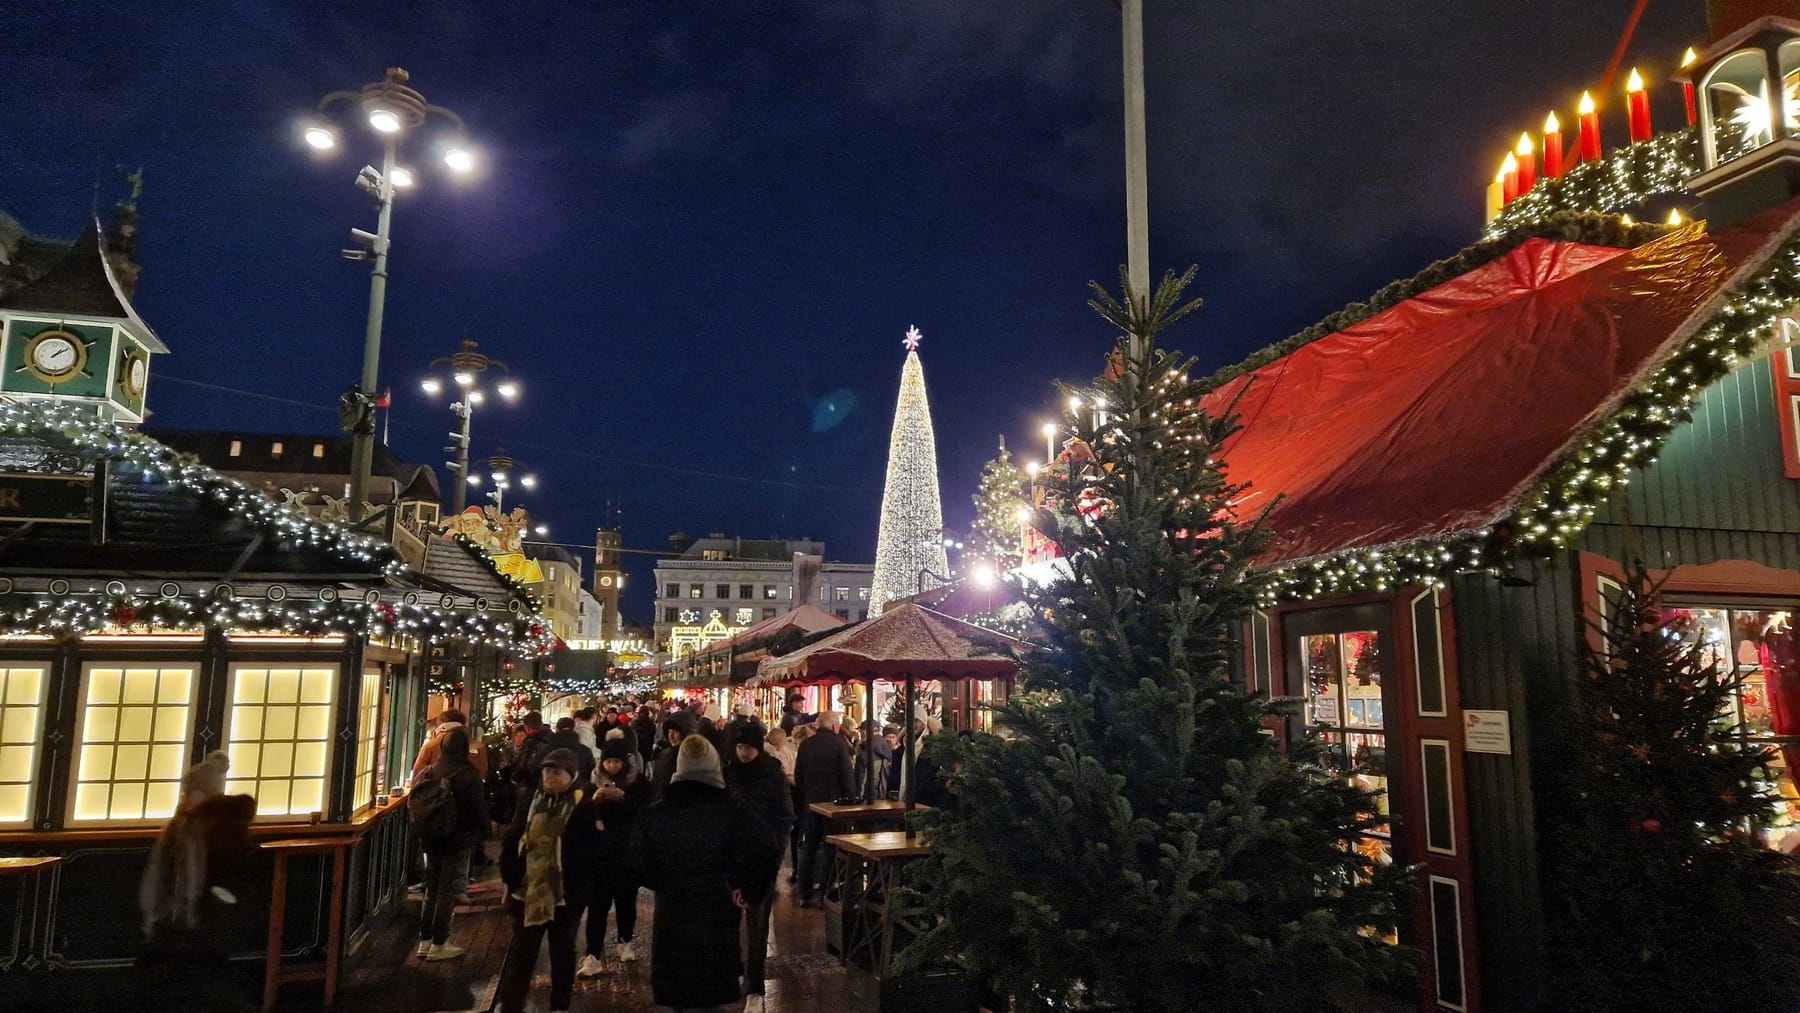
[968,437,1028,571]
[870,326,949,614]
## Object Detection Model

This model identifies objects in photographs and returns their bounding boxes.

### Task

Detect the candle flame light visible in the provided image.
[1544,111,1561,134]
[1543,110,1564,177]
[1668,208,1685,226]
[1680,47,1699,126]
[1579,91,1596,116]
[1680,47,1697,69]
[1625,69,1652,142]
[1627,68,1645,94]
[1515,132,1534,155]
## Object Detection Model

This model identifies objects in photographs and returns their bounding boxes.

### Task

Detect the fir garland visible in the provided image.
[1484,128,1699,241]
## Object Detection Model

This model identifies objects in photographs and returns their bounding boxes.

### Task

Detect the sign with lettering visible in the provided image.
[1463,709,1513,755]
[0,472,94,524]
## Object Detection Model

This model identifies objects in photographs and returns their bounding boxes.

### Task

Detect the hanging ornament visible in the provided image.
[1640,818,1663,833]
[110,603,138,627]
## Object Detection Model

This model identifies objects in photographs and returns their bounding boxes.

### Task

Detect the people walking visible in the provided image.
[631,706,658,763]
[496,749,600,1013]
[412,727,489,960]
[547,715,596,787]
[576,736,650,978]
[794,711,857,907]
[509,711,556,788]
[652,708,697,795]
[629,735,782,1012]
[726,723,795,1012]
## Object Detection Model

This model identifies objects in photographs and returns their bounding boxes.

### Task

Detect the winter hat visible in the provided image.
[663,709,697,738]
[672,735,724,789]
[734,702,755,717]
[600,736,633,762]
[737,723,766,752]
[540,748,581,776]
[183,750,229,801]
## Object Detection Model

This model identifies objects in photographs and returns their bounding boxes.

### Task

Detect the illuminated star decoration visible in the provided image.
[903,325,923,351]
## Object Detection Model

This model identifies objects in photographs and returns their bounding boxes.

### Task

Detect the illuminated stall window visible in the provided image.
[0,666,47,824]
[71,665,194,823]
[353,668,384,811]
[1301,630,1392,867]
[225,666,337,819]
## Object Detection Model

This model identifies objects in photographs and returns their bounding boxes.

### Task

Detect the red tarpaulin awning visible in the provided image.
[1203,207,1800,566]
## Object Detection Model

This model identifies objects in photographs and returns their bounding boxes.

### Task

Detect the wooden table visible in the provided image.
[825,831,932,980]
[261,835,360,1011]
[0,856,61,972]
[808,800,927,831]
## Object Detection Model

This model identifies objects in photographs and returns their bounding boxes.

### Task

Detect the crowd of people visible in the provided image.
[129,691,946,1012]
[402,691,944,1013]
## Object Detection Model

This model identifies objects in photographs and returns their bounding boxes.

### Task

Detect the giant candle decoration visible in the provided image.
[1543,111,1565,178]
[1514,132,1537,192]
[1578,90,1602,161]
[1501,152,1520,203]
[1680,48,1698,126]
[1627,68,1652,142]
[1486,168,1505,221]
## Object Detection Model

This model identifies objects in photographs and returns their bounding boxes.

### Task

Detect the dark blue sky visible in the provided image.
[2,2,1703,623]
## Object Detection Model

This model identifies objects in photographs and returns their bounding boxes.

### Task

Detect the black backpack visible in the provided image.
[408,770,459,844]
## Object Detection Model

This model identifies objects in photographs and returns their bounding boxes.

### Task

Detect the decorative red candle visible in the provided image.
[1626,68,1652,142]
[1501,152,1520,203]
[1578,90,1602,161]
[1543,111,1565,178]
[1514,132,1537,192]
[1680,48,1698,126]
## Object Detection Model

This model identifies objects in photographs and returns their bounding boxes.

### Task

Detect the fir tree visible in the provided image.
[1543,564,1800,1011]
[903,269,1410,1011]
[968,437,1029,571]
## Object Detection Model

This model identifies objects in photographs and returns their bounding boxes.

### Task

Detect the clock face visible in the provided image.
[125,356,147,396]
[24,330,87,383]
[600,576,614,587]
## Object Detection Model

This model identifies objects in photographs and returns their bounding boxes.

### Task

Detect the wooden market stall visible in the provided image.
[661,604,846,718]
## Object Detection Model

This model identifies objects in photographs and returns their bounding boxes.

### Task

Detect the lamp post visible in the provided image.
[470,451,538,513]
[300,68,478,525]
[420,338,519,514]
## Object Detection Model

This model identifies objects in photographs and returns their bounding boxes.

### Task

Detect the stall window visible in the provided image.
[353,668,384,811]
[1301,629,1392,865]
[225,666,337,819]
[71,665,195,823]
[0,666,47,824]
[1660,604,1800,849]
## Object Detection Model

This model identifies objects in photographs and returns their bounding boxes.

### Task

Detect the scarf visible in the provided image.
[519,788,578,927]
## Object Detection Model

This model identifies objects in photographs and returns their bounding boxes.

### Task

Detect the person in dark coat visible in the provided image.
[547,716,596,787]
[509,711,555,788]
[651,708,697,796]
[725,723,795,1008]
[631,706,658,763]
[415,728,490,959]
[628,736,782,1011]
[793,711,858,907]
[496,749,601,1013]
[575,736,652,977]
[854,719,894,799]
[779,692,811,734]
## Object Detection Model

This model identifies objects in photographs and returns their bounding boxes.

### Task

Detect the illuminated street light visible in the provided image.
[300,67,478,525]
[971,563,998,589]
[420,338,521,513]
[444,147,475,173]
[419,378,441,395]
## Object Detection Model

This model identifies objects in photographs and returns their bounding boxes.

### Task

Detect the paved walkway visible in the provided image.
[319,857,879,1012]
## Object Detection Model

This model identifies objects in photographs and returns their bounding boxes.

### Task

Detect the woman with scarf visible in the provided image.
[496,748,600,1013]
[575,735,652,977]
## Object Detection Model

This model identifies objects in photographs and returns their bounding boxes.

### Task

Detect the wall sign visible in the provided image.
[0,471,97,524]
[1463,709,1513,755]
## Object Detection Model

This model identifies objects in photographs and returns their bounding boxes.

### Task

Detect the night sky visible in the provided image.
[2,2,1705,623]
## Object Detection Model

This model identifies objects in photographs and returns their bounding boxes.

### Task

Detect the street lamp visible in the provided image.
[420,338,520,514]
[475,450,538,513]
[300,67,478,525]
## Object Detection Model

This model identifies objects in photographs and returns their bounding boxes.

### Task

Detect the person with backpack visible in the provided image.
[412,727,489,960]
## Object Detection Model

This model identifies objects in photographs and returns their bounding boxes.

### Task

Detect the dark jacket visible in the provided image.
[855,733,894,799]
[726,751,796,848]
[424,757,491,855]
[630,716,657,761]
[509,727,555,786]
[779,707,811,734]
[499,786,603,907]
[795,727,858,805]
[593,764,651,866]
[627,781,782,1008]
[651,741,681,797]
[546,728,596,786]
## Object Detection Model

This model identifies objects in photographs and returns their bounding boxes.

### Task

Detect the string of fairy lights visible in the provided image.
[0,401,555,653]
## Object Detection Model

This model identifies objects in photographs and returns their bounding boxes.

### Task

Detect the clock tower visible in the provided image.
[593,526,624,642]
[0,215,165,422]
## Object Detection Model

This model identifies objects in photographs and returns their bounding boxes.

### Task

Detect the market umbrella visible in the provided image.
[751,601,1028,833]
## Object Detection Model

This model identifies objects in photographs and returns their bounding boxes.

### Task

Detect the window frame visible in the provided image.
[221,663,342,821]
[0,663,50,826]
[67,661,199,826]
[1773,330,1800,479]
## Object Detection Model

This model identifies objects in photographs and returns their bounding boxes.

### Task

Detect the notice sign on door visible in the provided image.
[1463,709,1513,755]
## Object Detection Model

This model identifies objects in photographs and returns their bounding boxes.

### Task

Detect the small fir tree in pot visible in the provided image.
[901,269,1411,1011]
[1543,565,1800,1011]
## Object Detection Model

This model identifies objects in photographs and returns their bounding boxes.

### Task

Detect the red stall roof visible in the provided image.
[1203,206,1800,566]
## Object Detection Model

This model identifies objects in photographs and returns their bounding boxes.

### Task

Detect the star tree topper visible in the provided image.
[903,325,923,351]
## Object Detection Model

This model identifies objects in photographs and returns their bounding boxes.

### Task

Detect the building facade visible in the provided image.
[526,544,582,642]
[652,534,874,652]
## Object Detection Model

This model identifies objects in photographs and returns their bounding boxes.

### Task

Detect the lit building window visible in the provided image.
[689,584,703,599]
[836,587,851,601]
[764,585,778,599]
[228,440,242,457]
[72,665,195,823]
[312,442,326,459]
[270,441,284,458]
[858,587,871,601]
[0,666,47,824]
[353,670,383,811]
[225,666,337,819]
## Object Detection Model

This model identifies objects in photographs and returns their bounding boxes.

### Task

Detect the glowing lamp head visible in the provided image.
[496,381,518,399]
[367,106,402,133]
[1042,422,1058,438]
[420,378,441,395]
[1026,461,1041,477]
[467,390,485,405]
[1515,132,1534,156]
[1579,91,1596,116]
[444,147,475,173]
[467,475,482,487]
[1068,395,1083,413]
[1544,111,1561,134]
[454,371,475,387]
[1681,47,1698,69]
[388,166,415,189]
[1667,208,1685,225]
[303,124,338,150]
[534,525,549,536]
[520,475,537,490]
[1626,68,1645,94]
[971,564,998,589]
